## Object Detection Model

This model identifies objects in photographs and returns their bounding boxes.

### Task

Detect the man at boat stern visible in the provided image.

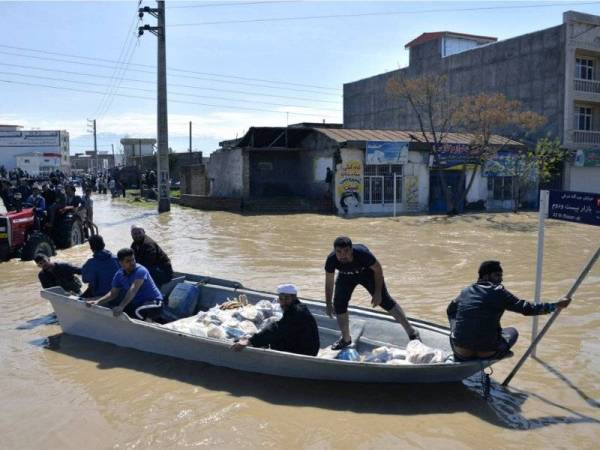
[324,236,419,350]
[447,260,571,361]
[231,284,320,356]
[87,248,164,321]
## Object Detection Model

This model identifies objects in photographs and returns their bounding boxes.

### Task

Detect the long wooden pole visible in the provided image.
[502,245,600,387]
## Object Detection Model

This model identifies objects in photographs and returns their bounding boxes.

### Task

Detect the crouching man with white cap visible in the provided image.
[231,284,320,356]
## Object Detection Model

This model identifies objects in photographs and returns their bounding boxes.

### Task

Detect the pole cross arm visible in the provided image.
[502,245,600,387]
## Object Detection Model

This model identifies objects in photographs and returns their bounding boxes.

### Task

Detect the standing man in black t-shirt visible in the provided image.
[324,236,419,350]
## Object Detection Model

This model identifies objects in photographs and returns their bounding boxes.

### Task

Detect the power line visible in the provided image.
[98,33,140,119]
[0,44,340,91]
[0,62,340,104]
[167,1,299,9]
[168,1,600,26]
[0,50,341,96]
[0,70,341,111]
[0,78,341,119]
[93,10,140,118]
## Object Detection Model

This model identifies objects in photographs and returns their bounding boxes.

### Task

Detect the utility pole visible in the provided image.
[139,0,170,213]
[189,120,192,153]
[111,144,115,168]
[86,118,97,173]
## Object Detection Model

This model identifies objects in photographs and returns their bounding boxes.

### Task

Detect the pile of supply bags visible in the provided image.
[318,340,452,365]
[162,294,282,341]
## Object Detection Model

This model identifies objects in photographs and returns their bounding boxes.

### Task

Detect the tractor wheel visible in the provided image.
[21,232,56,261]
[0,242,10,261]
[54,215,84,249]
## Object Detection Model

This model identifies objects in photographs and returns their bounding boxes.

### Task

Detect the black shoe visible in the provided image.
[331,338,352,350]
[408,330,421,341]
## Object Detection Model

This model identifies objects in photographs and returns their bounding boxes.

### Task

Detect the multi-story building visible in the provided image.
[120,138,156,167]
[15,152,63,176]
[344,10,600,195]
[0,125,70,174]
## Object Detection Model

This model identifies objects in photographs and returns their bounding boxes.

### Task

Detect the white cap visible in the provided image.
[276,283,298,295]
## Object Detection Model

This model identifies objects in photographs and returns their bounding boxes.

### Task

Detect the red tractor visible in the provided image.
[0,200,95,261]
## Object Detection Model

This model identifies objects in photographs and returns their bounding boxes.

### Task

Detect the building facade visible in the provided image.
[15,153,62,176]
[201,125,524,216]
[344,11,600,194]
[0,125,70,174]
[120,138,157,167]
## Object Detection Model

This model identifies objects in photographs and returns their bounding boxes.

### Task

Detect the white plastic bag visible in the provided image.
[255,300,274,318]
[239,320,258,336]
[207,324,227,340]
[405,340,450,364]
[238,305,264,324]
[363,346,393,363]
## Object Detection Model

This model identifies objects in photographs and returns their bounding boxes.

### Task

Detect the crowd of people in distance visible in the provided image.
[1,172,94,230]
[35,234,571,361]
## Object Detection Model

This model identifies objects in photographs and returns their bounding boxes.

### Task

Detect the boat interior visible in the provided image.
[159,273,454,357]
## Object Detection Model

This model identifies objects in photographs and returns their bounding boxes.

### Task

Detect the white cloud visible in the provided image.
[0,109,342,143]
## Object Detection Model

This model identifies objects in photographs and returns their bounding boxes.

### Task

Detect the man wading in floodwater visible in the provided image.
[324,236,419,350]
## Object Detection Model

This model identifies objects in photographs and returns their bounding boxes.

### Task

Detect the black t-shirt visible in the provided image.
[324,244,377,275]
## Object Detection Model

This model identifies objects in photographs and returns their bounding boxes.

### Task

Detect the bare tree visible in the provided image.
[455,93,546,213]
[387,73,547,215]
[386,73,461,213]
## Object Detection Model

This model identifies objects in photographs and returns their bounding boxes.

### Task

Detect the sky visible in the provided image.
[1,0,600,156]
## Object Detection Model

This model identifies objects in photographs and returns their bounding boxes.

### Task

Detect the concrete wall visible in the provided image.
[207,148,244,197]
[565,165,600,193]
[344,24,567,143]
[179,194,242,211]
[181,164,209,195]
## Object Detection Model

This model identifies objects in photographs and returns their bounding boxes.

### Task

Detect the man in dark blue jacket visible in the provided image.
[231,284,320,356]
[35,254,82,294]
[447,260,571,361]
[81,235,120,298]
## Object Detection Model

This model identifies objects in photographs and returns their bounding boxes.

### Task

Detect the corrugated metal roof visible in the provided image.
[404,31,497,49]
[313,128,523,147]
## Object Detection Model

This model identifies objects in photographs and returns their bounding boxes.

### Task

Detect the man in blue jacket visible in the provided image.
[447,260,571,361]
[81,235,120,298]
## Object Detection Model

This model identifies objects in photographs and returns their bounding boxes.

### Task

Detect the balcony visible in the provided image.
[573,129,600,145]
[574,78,600,94]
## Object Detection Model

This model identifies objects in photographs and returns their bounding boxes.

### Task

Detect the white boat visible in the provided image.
[40,273,505,383]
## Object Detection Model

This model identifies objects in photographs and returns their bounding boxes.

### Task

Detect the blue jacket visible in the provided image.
[82,250,121,297]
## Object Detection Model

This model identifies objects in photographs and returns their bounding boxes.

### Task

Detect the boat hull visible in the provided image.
[42,285,494,383]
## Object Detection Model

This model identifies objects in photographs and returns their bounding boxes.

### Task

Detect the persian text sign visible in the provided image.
[366,141,409,165]
[548,190,600,226]
[574,149,600,167]
[0,131,60,147]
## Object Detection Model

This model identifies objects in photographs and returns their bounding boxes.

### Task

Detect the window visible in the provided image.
[364,164,403,204]
[24,159,30,163]
[576,58,594,80]
[488,176,514,201]
[575,106,593,131]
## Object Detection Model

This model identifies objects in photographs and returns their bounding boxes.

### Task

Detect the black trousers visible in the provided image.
[333,270,397,314]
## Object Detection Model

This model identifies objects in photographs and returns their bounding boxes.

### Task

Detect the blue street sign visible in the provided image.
[548,190,600,226]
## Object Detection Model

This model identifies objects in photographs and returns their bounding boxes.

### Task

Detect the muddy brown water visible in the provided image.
[1,195,599,449]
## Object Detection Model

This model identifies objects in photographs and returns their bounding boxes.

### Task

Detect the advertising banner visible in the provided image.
[432,143,479,169]
[337,159,363,214]
[548,190,600,226]
[0,131,60,147]
[574,149,600,167]
[366,141,409,165]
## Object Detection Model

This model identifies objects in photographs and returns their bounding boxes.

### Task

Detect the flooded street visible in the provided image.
[1,194,599,449]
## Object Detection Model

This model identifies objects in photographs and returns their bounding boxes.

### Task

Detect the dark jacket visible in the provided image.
[39,262,82,294]
[447,282,556,351]
[131,236,172,272]
[81,250,120,297]
[250,300,320,356]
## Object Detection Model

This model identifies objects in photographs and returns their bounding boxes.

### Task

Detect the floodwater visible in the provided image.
[1,195,599,449]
